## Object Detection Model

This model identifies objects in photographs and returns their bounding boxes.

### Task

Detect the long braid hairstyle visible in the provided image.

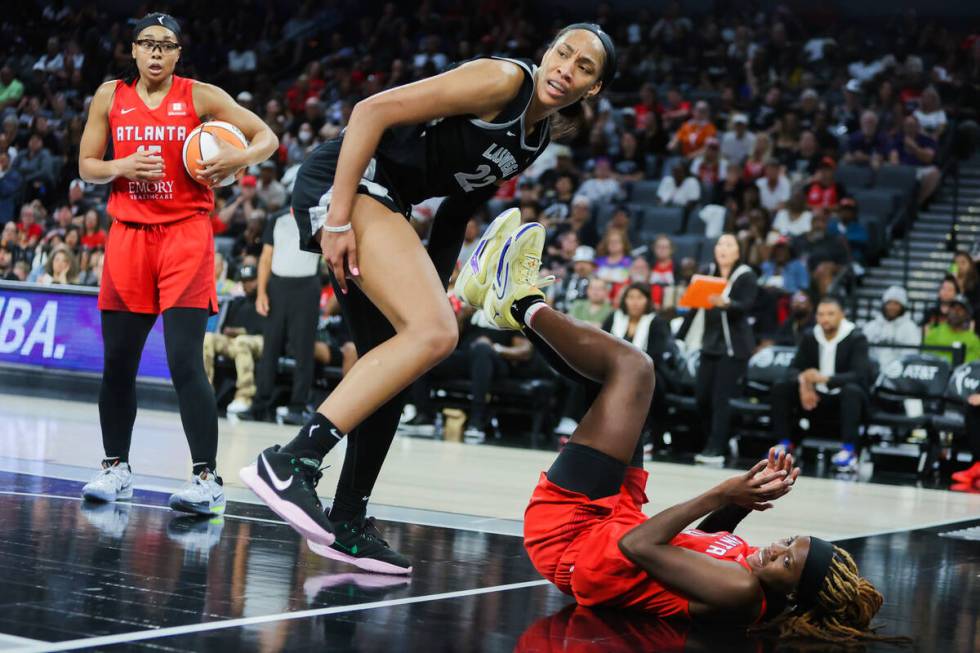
[755,546,911,646]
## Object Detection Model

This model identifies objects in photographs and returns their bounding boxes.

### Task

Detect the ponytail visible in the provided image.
[550,100,585,141]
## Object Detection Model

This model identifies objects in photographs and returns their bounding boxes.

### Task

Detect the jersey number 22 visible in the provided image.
[454,164,497,192]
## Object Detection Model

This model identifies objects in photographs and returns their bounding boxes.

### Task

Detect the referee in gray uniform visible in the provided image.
[247,208,322,423]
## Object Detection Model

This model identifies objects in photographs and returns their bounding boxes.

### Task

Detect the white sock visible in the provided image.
[524,301,547,327]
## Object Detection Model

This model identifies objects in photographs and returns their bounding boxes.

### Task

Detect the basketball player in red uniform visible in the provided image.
[77,13,277,514]
[467,224,897,645]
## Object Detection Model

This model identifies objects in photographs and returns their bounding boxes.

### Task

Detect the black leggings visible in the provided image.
[325,204,482,523]
[99,308,218,472]
[694,353,747,452]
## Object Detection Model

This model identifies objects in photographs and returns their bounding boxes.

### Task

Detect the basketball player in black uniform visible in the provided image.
[240,24,617,574]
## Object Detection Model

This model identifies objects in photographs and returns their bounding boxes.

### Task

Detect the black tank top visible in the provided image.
[371,57,551,204]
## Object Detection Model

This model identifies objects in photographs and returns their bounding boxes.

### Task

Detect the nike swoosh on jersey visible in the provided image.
[329,428,343,440]
[260,454,293,491]
[121,108,136,114]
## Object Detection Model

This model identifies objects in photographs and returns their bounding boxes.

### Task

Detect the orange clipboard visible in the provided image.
[678,274,727,309]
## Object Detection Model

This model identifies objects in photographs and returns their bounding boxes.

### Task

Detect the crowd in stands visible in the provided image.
[2,2,980,474]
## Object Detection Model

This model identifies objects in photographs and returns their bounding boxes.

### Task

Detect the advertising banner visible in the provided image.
[0,282,171,380]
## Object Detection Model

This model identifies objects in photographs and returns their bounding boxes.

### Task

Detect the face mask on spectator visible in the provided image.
[299,129,313,143]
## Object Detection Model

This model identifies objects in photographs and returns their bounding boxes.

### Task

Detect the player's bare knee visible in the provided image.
[615,347,655,393]
[414,318,458,365]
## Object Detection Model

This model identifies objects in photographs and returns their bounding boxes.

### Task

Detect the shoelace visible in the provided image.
[101,464,127,485]
[512,254,556,290]
[514,254,541,287]
[353,516,389,547]
[293,459,326,509]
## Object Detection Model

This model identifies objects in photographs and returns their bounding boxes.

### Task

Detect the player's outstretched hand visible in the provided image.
[754,447,801,506]
[720,459,793,512]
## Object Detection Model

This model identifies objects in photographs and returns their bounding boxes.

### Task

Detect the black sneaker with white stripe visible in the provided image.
[239,445,335,545]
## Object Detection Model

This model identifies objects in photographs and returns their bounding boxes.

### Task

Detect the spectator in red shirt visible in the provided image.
[16,203,43,247]
[80,208,106,250]
[806,157,846,211]
[633,83,662,131]
[661,87,691,132]
[690,137,727,191]
[285,74,315,115]
[649,234,676,309]
[305,60,327,98]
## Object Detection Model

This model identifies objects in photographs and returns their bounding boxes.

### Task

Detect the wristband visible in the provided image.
[323,223,352,233]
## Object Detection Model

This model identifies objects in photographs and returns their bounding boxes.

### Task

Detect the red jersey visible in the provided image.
[106,75,213,225]
[525,468,765,621]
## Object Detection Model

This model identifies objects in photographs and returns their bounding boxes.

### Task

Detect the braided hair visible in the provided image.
[755,546,910,647]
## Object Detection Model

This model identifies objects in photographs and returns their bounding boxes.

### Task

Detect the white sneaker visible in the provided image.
[81,460,134,502]
[463,427,486,444]
[694,452,725,465]
[554,417,578,437]
[169,470,226,516]
[482,223,549,330]
[455,208,522,308]
[226,398,251,414]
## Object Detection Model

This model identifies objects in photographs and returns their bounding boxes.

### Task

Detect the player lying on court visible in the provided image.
[456,211,900,645]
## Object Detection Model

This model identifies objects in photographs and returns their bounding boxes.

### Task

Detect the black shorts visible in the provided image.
[291,139,409,254]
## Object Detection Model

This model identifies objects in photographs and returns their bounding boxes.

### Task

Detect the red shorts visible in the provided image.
[98,214,217,315]
[523,468,691,618]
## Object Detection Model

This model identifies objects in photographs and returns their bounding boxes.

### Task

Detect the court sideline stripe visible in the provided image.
[0,632,49,647]
[10,579,551,652]
[0,466,525,536]
[0,490,293,528]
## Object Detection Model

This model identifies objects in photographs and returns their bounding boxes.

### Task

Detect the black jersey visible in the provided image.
[291,57,552,253]
[374,56,552,205]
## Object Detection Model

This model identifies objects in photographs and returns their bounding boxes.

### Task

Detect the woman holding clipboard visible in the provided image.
[678,234,758,464]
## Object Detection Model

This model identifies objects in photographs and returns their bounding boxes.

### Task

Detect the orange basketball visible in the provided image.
[182,120,249,187]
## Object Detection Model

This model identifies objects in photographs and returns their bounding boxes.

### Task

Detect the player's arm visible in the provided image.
[256,243,273,317]
[192,82,279,182]
[79,81,163,184]
[327,59,524,227]
[618,461,789,612]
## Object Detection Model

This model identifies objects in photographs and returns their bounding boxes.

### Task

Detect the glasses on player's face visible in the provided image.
[135,39,180,54]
